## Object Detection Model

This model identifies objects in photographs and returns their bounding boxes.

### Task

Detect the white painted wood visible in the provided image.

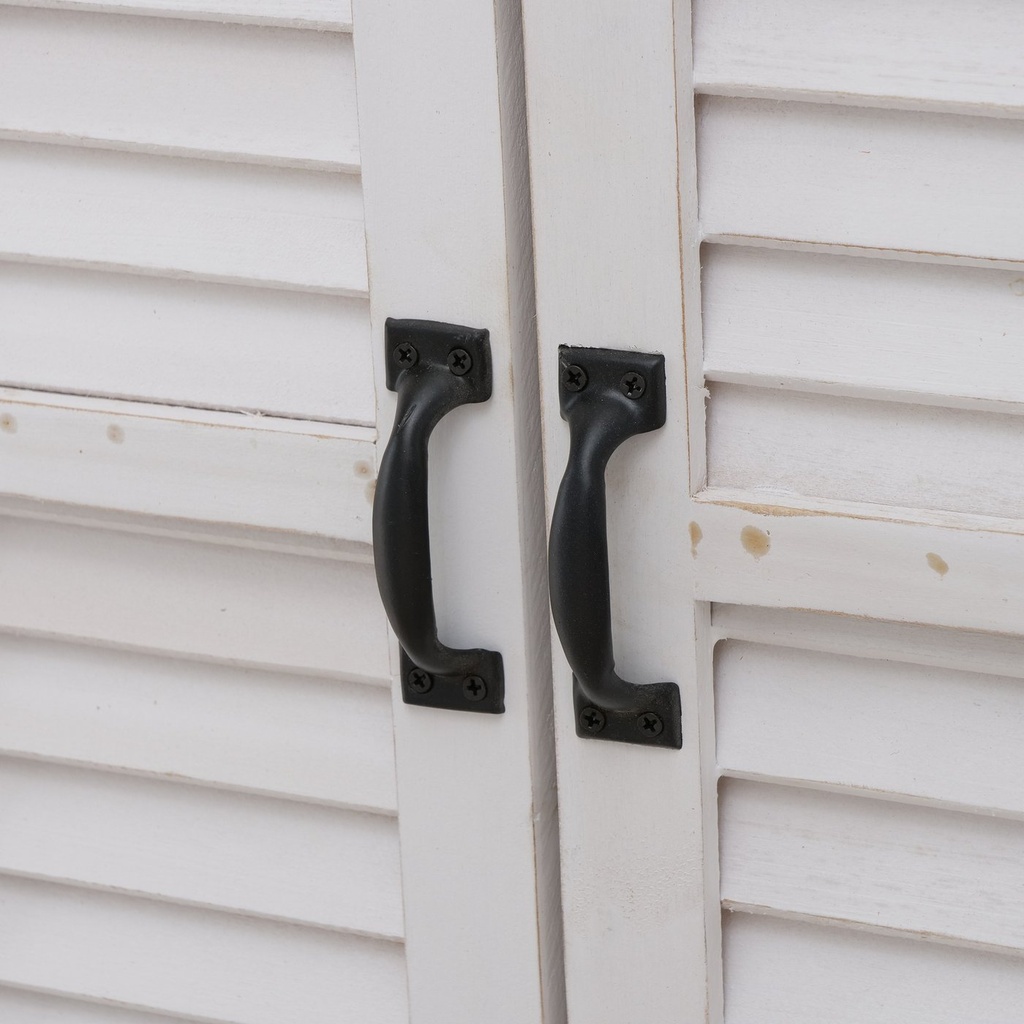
[0,756,402,938]
[724,913,1024,1023]
[0,141,366,293]
[0,389,376,539]
[721,779,1024,952]
[693,0,1024,115]
[354,0,562,1019]
[716,640,1024,817]
[0,264,372,422]
[713,603,1024,682]
[0,634,396,811]
[3,0,351,30]
[0,7,358,169]
[0,515,389,682]
[0,876,407,1023]
[699,97,1024,264]
[708,382,1024,519]
[521,0,718,1020]
[702,245,1024,410]
[528,2,1024,1019]
[0,986,207,1024]
[690,500,1024,637]
[0,492,375,564]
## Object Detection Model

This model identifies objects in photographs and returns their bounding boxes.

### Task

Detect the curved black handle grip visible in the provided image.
[373,319,504,713]
[548,346,680,748]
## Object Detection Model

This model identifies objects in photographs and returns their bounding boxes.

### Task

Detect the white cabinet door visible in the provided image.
[0,2,560,1021]
[354,2,562,1020]
[522,1,1024,1020]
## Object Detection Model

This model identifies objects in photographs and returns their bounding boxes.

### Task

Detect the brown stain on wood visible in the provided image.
[698,494,1024,538]
[926,552,949,577]
[354,460,373,478]
[688,521,703,557]
[107,424,125,444]
[740,525,770,559]
[710,498,831,518]
[0,413,16,434]
[365,480,376,504]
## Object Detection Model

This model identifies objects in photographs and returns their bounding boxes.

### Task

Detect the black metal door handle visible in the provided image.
[373,318,504,713]
[548,346,681,747]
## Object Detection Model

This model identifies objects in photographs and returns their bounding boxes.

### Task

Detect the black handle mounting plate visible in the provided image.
[573,677,681,748]
[400,648,505,714]
[551,345,681,749]
[374,318,505,714]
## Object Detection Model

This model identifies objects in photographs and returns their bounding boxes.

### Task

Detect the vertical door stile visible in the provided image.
[522,0,720,1019]
[352,1,563,1021]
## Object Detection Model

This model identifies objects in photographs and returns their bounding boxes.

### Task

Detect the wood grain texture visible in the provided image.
[0,877,407,1023]
[0,389,376,539]
[0,515,389,682]
[0,141,366,292]
[0,986,208,1024]
[723,913,1024,1023]
[702,244,1024,410]
[721,779,1024,952]
[708,382,1024,520]
[693,0,1024,115]
[716,639,1024,816]
[0,7,358,168]
[0,264,372,423]
[0,757,403,938]
[699,96,1024,263]
[0,634,396,811]
[2,0,352,30]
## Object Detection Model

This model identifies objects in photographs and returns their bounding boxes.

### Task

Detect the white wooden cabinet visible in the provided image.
[522,0,1024,1021]
[0,1,558,1021]
[4,0,1024,1021]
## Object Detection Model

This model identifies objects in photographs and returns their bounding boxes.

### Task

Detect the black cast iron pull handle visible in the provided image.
[548,346,681,748]
[373,318,504,713]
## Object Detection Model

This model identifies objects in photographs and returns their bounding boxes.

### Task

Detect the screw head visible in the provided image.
[394,342,418,368]
[561,363,588,392]
[462,675,487,701]
[407,668,433,694]
[636,712,663,737]
[579,705,606,734]
[620,372,646,399]
[447,348,472,375]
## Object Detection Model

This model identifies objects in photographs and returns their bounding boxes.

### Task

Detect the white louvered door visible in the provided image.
[522,1,1024,1021]
[0,2,559,1022]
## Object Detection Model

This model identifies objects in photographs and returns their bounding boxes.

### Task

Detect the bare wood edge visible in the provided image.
[695,487,1024,538]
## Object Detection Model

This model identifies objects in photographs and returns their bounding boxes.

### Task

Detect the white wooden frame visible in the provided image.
[521,1,719,1019]
[523,1,1024,1020]
[352,2,564,1021]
